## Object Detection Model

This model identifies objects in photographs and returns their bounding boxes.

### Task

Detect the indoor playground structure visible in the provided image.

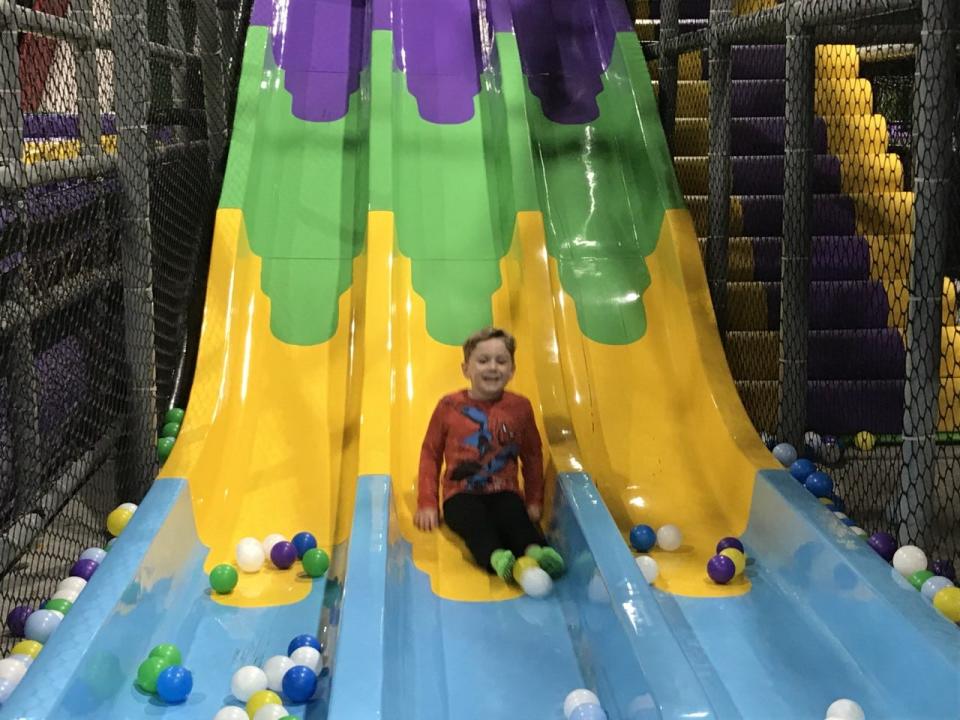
[0,0,958,719]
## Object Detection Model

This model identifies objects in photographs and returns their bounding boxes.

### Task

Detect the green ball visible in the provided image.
[909,569,934,590]
[136,657,168,693]
[302,548,330,578]
[209,563,239,594]
[44,598,72,614]
[148,643,182,666]
[157,436,175,461]
[164,407,185,425]
[160,422,181,439]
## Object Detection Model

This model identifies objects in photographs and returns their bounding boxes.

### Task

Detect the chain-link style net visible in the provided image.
[641,0,959,573]
[0,0,248,653]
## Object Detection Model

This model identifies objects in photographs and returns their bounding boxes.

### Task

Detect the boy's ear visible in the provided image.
[461,361,469,378]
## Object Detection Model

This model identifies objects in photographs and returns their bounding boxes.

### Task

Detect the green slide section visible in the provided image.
[218,26,368,346]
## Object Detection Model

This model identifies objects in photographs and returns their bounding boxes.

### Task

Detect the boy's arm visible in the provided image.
[417,400,447,511]
[519,398,544,508]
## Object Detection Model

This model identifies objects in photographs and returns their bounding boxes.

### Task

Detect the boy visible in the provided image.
[414,327,565,582]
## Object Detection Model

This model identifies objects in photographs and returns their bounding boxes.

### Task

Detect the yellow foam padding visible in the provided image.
[651,81,708,118]
[22,135,117,164]
[727,237,756,282]
[673,156,708,195]
[837,153,904,195]
[940,377,960,432]
[884,277,957,329]
[734,0,779,14]
[161,209,360,608]
[942,326,960,377]
[725,331,778,380]
[631,0,652,19]
[634,19,657,41]
[647,59,659,81]
[822,114,888,155]
[815,78,873,117]
[865,234,912,285]
[679,51,704,81]
[853,191,913,236]
[726,282,769,331]
[815,45,859,80]
[734,380,778,430]
[675,118,709,156]
[685,196,744,238]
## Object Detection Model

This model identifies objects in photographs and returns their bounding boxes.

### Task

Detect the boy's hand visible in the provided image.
[526,504,542,522]
[414,507,439,531]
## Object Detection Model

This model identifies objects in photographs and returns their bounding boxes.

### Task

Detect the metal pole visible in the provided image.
[778,3,814,447]
[72,0,101,155]
[899,0,955,545]
[658,0,680,151]
[167,0,187,110]
[197,0,227,176]
[112,0,158,497]
[707,0,732,337]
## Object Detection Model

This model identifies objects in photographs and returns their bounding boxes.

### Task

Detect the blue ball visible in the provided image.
[840,517,857,526]
[789,458,816,482]
[772,443,797,467]
[830,494,845,513]
[156,665,192,703]
[570,703,608,720]
[292,531,318,559]
[24,609,63,643]
[804,471,833,498]
[629,525,656,553]
[288,633,322,656]
[282,664,318,703]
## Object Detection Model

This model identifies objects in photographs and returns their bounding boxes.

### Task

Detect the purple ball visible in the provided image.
[270,541,297,569]
[707,554,736,584]
[867,532,897,562]
[5,605,34,637]
[931,559,956,582]
[716,537,744,554]
[70,558,99,580]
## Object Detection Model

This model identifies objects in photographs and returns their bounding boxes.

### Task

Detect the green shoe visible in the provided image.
[528,545,565,579]
[490,549,516,582]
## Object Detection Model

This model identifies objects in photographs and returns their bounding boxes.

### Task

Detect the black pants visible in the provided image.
[443,491,546,573]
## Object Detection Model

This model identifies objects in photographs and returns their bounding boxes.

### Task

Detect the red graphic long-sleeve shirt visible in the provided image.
[418,389,544,511]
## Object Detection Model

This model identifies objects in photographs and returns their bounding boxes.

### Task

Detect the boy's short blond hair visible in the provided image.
[462,327,516,363]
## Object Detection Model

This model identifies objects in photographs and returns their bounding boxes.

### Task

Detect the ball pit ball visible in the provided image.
[512,556,540,584]
[107,506,134,537]
[839,517,857,527]
[707,555,736,584]
[282,664,318,703]
[270,541,298,570]
[160,421,181,439]
[892,545,927,577]
[0,678,17,704]
[803,431,822,456]
[302,548,330,578]
[569,704,608,720]
[656,524,683,551]
[231,665,268,702]
[932,586,960,622]
[804,472,833,498]
[118,502,138,514]
[156,665,192,703]
[867,532,897,562]
[165,407,185,425]
[628,524,656,552]
[43,598,72,615]
[716,536,744,554]
[0,658,27,684]
[908,569,934,591]
[262,534,287,557]
[849,527,867,538]
[246,689,282,718]
[921,575,954,603]
[821,435,843,463]
[564,689,601,719]
[253,705,290,720]
[520,567,554,598]
[930,559,956,582]
[719,548,746,576]
[772,442,797,467]
[149,643,183,666]
[210,563,239,594]
[6,605,34,637]
[634,555,659,584]
[215,707,250,720]
[290,645,321,672]
[24,609,63,643]
[137,657,169,694]
[157,436,175,462]
[829,494,845,513]
[789,458,817,482]
[854,431,876,452]
[292,531,318,558]
[288,634,323,656]
[79,547,107,564]
[9,653,33,668]
[70,558,99,580]
[760,431,776,450]
[825,698,865,720]
[57,576,87,594]
[237,537,266,572]
[11,640,42,659]
[263,655,295,692]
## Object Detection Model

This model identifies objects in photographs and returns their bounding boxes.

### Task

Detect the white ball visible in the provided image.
[0,658,27,684]
[825,698,865,720]
[118,502,138,514]
[230,665,268,701]
[564,689,601,718]
[57,576,87,594]
[892,545,927,577]
[52,588,80,603]
[262,654,295,692]
[635,555,659,584]
[804,431,822,454]
[587,571,608,604]
[519,566,553,598]
[236,537,266,573]
[920,575,954,603]
[253,705,289,720]
[656,524,682,551]
[848,527,867,538]
[8,654,33,668]
[290,645,321,672]
[262,533,287,557]
[0,677,17,703]
[214,707,250,720]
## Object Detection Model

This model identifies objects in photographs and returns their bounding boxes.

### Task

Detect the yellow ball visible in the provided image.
[512,556,539,584]
[720,548,746,576]
[932,586,960,622]
[818,497,833,506]
[247,689,282,717]
[854,431,876,451]
[11,640,42,658]
[106,507,134,537]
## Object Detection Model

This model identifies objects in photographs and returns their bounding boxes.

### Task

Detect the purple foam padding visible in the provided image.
[732,79,786,117]
[809,329,906,380]
[731,45,785,80]
[764,280,891,330]
[740,194,856,236]
[807,380,904,434]
[747,235,871,282]
[22,113,117,139]
[732,155,841,195]
[731,117,829,155]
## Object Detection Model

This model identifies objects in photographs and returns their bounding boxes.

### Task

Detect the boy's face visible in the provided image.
[462,338,515,400]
